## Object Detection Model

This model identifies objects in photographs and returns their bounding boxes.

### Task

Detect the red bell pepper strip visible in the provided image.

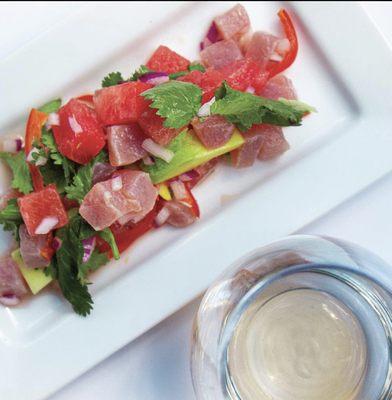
[40,232,55,262]
[266,9,298,79]
[180,182,200,218]
[25,109,48,191]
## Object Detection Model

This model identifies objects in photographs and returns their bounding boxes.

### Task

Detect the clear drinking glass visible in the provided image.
[191,235,392,400]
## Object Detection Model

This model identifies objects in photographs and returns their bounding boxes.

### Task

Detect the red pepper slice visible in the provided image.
[266,9,298,79]
[181,182,200,218]
[96,206,158,257]
[25,109,48,191]
[40,232,55,262]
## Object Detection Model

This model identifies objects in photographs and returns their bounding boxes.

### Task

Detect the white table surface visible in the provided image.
[1,2,391,399]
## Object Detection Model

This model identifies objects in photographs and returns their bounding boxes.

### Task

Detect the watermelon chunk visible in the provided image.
[138,107,182,146]
[178,68,224,103]
[52,99,106,165]
[93,81,152,126]
[18,185,68,236]
[214,4,250,40]
[146,45,190,74]
[219,58,269,92]
[200,39,243,69]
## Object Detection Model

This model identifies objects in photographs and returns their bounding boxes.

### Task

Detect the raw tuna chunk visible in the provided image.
[18,185,68,236]
[257,125,289,160]
[165,201,198,228]
[178,68,224,103]
[258,75,297,99]
[52,99,106,164]
[219,58,269,92]
[93,81,152,126]
[92,163,117,185]
[138,107,181,146]
[200,39,243,69]
[146,45,190,74]
[0,255,28,306]
[231,129,264,168]
[245,32,280,68]
[107,124,147,166]
[191,115,234,149]
[19,224,51,269]
[79,170,157,231]
[214,4,250,40]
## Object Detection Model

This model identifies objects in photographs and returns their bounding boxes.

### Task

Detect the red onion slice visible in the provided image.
[170,180,187,201]
[46,112,60,128]
[155,206,171,226]
[140,72,169,86]
[179,169,199,182]
[142,139,174,163]
[197,97,215,117]
[82,237,96,263]
[200,23,221,50]
[34,216,59,235]
[52,237,62,251]
[142,155,154,166]
[2,137,24,153]
[68,115,83,134]
[0,294,20,306]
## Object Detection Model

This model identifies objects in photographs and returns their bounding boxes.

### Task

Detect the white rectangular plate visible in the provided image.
[1,2,392,399]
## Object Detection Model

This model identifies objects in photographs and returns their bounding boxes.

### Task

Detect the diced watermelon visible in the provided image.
[52,99,106,165]
[178,68,224,103]
[107,124,147,166]
[18,185,68,236]
[138,107,182,146]
[214,4,250,40]
[191,115,234,149]
[258,74,297,99]
[93,81,152,126]
[146,45,190,74]
[200,39,243,69]
[219,58,269,92]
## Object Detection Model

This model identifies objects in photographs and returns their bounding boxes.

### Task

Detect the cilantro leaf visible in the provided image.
[77,250,109,284]
[141,81,202,129]
[0,198,22,241]
[38,98,61,114]
[189,63,205,72]
[277,98,318,114]
[98,228,120,260]
[102,72,124,88]
[168,71,189,80]
[129,65,152,81]
[65,150,108,203]
[211,82,311,131]
[0,151,33,194]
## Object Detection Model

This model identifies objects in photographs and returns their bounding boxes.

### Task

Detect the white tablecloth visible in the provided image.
[2,3,391,399]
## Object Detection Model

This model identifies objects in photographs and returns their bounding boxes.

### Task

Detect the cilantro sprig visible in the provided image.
[102,72,124,88]
[0,151,33,194]
[0,198,22,241]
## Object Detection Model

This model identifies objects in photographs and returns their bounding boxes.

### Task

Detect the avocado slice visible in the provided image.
[144,129,244,184]
[11,249,52,295]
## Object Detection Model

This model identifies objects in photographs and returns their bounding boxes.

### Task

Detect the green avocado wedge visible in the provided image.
[11,249,52,295]
[143,129,244,184]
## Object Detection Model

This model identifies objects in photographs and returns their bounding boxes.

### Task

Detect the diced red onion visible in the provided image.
[82,237,96,263]
[140,72,169,86]
[52,237,62,251]
[206,22,219,43]
[68,115,83,134]
[155,206,171,226]
[142,139,174,163]
[197,97,215,117]
[276,38,290,55]
[142,155,154,166]
[246,86,255,94]
[2,137,24,153]
[269,53,283,62]
[111,176,123,191]
[199,41,205,51]
[170,180,187,201]
[34,216,59,235]
[0,294,20,306]
[92,162,116,185]
[179,170,199,182]
[26,148,47,166]
[46,112,60,128]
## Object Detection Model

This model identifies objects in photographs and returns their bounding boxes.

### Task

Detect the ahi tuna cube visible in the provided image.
[200,39,243,69]
[258,75,297,99]
[214,4,250,40]
[19,224,51,269]
[79,170,157,231]
[245,32,280,68]
[107,124,147,166]
[257,125,289,160]
[231,129,264,168]
[18,185,68,236]
[93,81,152,126]
[191,115,234,149]
[146,45,190,74]
[0,256,28,306]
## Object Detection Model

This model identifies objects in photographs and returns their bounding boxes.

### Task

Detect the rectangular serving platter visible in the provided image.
[0,2,392,399]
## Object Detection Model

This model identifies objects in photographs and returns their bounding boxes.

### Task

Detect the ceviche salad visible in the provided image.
[0,5,314,316]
